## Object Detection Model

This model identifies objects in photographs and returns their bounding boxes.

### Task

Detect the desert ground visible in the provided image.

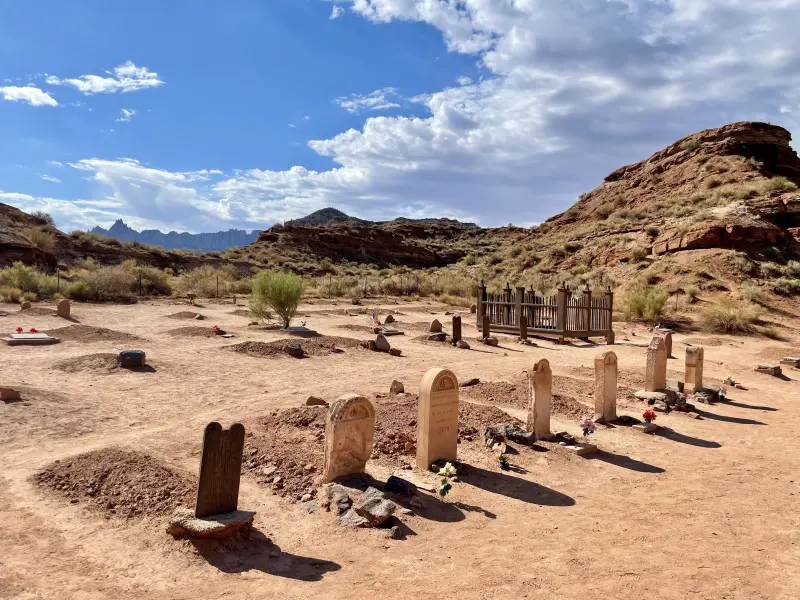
[2,297,800,600]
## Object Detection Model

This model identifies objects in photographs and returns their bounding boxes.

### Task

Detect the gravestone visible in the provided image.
[118,350,146,369]
[654,327,673,357]
[20,301,31,310]
[482,315,490,340]
[526,358,552,437]
[322,394,375,483]
[429,319,442,333]
[451,316,462,345]
[645,336,667,392]
[4,332,60,346]
[416,368,459,470]
[195,422,246,518]
[685,346,704,393]
[594,351,618,423]
[56,299,70,318]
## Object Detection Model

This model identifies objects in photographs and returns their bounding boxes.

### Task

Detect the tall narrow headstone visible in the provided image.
[527,359,552,437]
[594,351,618,423]
[656,329,674,358]
[416,368,459,470]
[482,314,490,340]
[322,394,375,483]
[195,422,246,518]
[685,346,704,393]
[451,316,462,345]
[645,336,667,392]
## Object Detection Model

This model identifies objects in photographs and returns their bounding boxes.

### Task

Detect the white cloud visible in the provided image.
[45,61,163,95]
[117,108,136,122]
[0,85,58,107]
[335,87,401,113]
[40,174,61,183]
[288,123,296,128]
[302,115,311,121]
[456,76,472,86]
[47,160,63,167]
[330,5,345,19]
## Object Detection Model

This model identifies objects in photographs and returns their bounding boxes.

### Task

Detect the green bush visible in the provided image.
[83,266,136,300]
[463,254,477,266]
[251,271,304,328]
[684,139,702,152]
[0,286,22,303]
[740,282,766,305]
[623,284,668,322]
[65,281,93,301]
[761,176,797,192]
[645,226,660,238]
[771,278,800,296]
[0,262,40,292]
[175,266,232,297]
[132,266,172,296]
[629,247,648,262]
[21,291,36,302]
[23,227,56,250]
[699,297,762,333]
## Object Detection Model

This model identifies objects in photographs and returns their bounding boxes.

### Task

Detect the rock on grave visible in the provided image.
[375,334,391,353]
[318,483,353,514]
[527,358,552,437]
[0,387,22,402]
[384,475,417,497]
[194,313,205,320]
[594,351,618,423]
[755,364,782,376]
[482,426,504,449]
[20,301,31,310]
[283,344,304,358]
[167,507,255,539]
[390,380,405,395]
[645,336,667,392]
[685,346,704,393]
[459,378,480,387]
[484,337,499,346]
[384,314,395,324]
[389,348,402,357]
[429,319,442,333]
[322,394,375,483]
[336,509,371,528]
[117,350,146,369]
[306,396,328,406]
[56,299,70,318]
[353,487,397,527]
[416,368,459,471]
[428,332,447,342]
[456,340,470,350]
[503,423,535,445]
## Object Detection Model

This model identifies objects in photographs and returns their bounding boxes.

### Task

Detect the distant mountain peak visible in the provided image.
[90,220,260,251]
[284,208,354,227]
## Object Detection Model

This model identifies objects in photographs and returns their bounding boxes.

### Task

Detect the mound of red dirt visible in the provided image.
[46,325,143,343]
[166,326,221,338]
[226,336,362,358]
[34,448,195,519]
[166,311,203,319]
[53,353,119,373]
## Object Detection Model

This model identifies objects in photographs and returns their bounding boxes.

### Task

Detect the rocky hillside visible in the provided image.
[90,219,260,251]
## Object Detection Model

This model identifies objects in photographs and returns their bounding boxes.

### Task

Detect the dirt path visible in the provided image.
[2,298,799,599]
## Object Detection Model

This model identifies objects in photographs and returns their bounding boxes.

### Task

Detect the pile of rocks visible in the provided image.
[360,334,402,356]
[314,480,412,539]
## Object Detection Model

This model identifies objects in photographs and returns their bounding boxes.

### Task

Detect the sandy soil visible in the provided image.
[2,297,800,599]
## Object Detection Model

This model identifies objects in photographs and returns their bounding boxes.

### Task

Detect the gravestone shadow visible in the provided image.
[718,398,778,412]
[460,464,575,506]
[587,451,665,473]
[695,410,766,425]
[192,529,340,579]
[655,427,721,448]
[123,364,157,374]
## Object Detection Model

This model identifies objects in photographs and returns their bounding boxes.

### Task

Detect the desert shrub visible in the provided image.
[463,254,477,266]
[21,291,36,302]
[487,254,502,266]
[83,266,136,300]
[786,260,800,278]
[31,210,55,226]
[0,286,22,303]
[629,247,648,262]
[595,203,613,219]
[733,253,757,275]
[645,226,660,238]
[0,262,39,292]
[132,266,172,296]
[759,325,782,340]
[761,176,797,192]
[509,246,523,258]
[65,281,93,301]
[771,278,800,296]
[228,278,252,295]
[36,275,59,298]
[764,246,784,262]
[439,293,472,307]
[705,177,722,189]
[563,241,582,253]
[175,266,232,297]
[684,139,702,152]
[548,246,567,260]
[740,282,766,305]
[623,284,668,323]
[250,271,304,328]
[699,297,762,333]
[22,227,56,250]
[760,262,783,278]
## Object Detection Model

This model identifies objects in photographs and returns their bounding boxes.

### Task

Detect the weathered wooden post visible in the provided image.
[451,316,462,345]
[515,285,525,337]
[482,314,490,340]
[519,315,528,341]
[580,284,592,341]
[556,285,569,344]
[476,280,486,329]
[504,283,512,326]
[604,286,615,345]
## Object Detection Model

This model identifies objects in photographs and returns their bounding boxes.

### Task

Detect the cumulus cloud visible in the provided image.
[330,5,345,19]
[0,85,58,107]
[117,108,136,122]
[335,87,401,113]
[45,61,163,95]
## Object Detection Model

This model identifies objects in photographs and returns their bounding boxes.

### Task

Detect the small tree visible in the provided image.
[251,271,304,328]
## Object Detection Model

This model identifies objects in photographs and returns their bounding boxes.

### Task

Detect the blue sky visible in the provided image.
[1,0,799,233]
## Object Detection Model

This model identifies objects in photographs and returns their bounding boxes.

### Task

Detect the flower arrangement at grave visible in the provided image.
[643,409,657,424]
[211,324,221,334]
[29,327,37,333]
[15,327,22,333]
[437,462,457,500]
[580,419,595,437]
[498,453,510,471]
[723,375,735,386]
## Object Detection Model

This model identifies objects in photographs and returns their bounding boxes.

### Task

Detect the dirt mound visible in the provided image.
[552,394,593,420]
[34,448,195,519]
[21,306,58,317]
[226,336,362,358]
[46,325,143,343]
[53,353,119,374]
[461,381,526,409]
[683,336,727,347]
[336,324,378,334]
[166,326,221,338]
[166,311,202,319]
[229,309,250,317]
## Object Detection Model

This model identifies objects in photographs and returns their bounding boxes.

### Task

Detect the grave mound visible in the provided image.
[46,325,142,344]
[226,336,361,358]
[461,377,592,417]
[34,448,195,519]
[167,326,221,338]
[229,309,250,317]
[166,311,202,319]
[53,353,119,373]
[19,306,58,317]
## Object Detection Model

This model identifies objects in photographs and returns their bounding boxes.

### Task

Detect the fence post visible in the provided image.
[519,314,528,341]
[476,280,486,329]
[581,284,592,340]
[556,285,569,344]
[504,282,512,325]
[216,274,219,298]
[57,268,60,293]
[482,314,490,340]
[604,286,615,345]
[515,285,525,335]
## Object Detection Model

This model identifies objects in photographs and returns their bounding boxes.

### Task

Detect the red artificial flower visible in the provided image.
[15,327,23,333]
[211,324,220,330]
[643,409,657,422]
[29,327,38,333]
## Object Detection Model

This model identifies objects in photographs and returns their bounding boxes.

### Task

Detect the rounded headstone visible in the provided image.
[470,304,477,314]
[390,380,405,395]
[118,350,146,369]
[429,319,442,333]
[384,314,395,324]
[456,340,471,350]
[20,301,32,310]
[284,344,304,358]
[375,334,391,353]
[56,298,70,318]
